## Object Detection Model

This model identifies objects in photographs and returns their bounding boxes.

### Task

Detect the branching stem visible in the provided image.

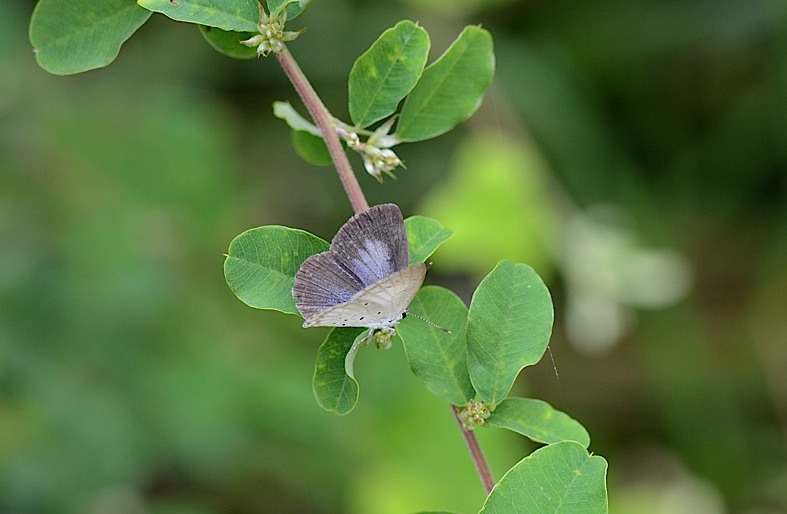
[276,48,369,214]
[452,405,496,494]
[277,44,494,497]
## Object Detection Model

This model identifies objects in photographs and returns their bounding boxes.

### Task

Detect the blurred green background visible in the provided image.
[3,0,787,513]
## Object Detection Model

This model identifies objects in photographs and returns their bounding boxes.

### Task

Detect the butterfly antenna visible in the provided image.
[405,311,451,334]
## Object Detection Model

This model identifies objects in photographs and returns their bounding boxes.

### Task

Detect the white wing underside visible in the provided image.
[303,263,426,328]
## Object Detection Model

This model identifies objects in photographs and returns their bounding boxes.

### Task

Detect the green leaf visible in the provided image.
[398,286,474,405]
[273,101,321,136]
[395,25,494,142]
[488,398,591,448]
[266,0,310,21]
[291,130,333,166]
[313,328,363,415]
[224,226,328,313]
[137,0,260,32]
[348,20,430,128]
[480,441,608,514]
[404,215,453,265]
[29,0,152,75]
[467,260,554,405]
[199,25,257,59]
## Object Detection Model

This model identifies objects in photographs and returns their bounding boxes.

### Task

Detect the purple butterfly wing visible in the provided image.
[330,204,409,287]
[292,204,411,320]
[292,252,359,320]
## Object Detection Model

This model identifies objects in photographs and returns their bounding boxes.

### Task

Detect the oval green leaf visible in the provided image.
[224,226,328,313]
[467,260,554,405]
[398,286,474,405]
[480,441,608,514]
[348,20,430,128]
[404,215,453,265]
[199,25,257,59]
[267,0,310,21]
[292,130,333,166]
[30,0,152,75]
[137,0,260,32]
[488,398,591,448]
[313,328,363,415]
[395,25,494,142]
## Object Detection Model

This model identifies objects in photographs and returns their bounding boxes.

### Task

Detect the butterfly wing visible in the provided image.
[303,263,426,328]
[293,251,365,320]
[293,204,412,320]
[330,204,410,288]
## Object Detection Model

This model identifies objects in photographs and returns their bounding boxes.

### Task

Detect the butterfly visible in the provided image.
[292,203,426,332]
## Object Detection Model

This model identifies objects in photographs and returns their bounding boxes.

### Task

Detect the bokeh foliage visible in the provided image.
[5,0,787,512]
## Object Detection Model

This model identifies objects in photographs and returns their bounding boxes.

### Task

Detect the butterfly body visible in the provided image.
[293,204,426,329]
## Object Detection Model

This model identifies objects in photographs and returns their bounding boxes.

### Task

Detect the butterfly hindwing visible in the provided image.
[293,252,365,320]
[293,204,426,328]
[303,264,426,328]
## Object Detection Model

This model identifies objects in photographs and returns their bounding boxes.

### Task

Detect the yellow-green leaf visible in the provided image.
[348,20,430,128]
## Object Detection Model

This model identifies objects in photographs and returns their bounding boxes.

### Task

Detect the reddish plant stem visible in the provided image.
[451,405,496,494]
[278,44,494,496]
[276,48,369,214]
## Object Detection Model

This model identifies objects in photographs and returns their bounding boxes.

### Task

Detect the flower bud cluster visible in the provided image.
[373,327,397,350]
[344,130,403,182]
[458,400,492,431]
[241,7,302,57]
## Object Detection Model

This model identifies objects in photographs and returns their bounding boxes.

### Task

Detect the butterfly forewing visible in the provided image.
[330,204,409,289]
[293,204,427,328]
[303,263,426,328]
